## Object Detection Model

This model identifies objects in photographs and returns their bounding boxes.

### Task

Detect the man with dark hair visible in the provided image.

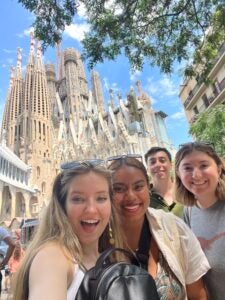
[145,147,183,217]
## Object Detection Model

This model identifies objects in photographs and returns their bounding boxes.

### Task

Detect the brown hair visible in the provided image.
[174,142,225,206]
[108,156,149,185]
[13,164,122,300]
[145,146,172,163]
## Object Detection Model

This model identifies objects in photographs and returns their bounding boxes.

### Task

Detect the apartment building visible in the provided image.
[179,45,225,124]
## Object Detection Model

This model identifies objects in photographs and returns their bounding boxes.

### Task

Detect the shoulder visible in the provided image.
[30,241,72,276]
[29,242,76,299]
[146,207,200,244]
[147,209,210,284]
[147,207,176,225]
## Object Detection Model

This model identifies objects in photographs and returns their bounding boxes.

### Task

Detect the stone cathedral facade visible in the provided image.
[0,33,175,219]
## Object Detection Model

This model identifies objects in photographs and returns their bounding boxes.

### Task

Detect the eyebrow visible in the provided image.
[149,156,167,160]
[181,160,209,166]
[70,190,109,195]
[113,180,145,185]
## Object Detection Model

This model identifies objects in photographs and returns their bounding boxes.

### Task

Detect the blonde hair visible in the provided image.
[13,165,122,300]
[174,142,225,206]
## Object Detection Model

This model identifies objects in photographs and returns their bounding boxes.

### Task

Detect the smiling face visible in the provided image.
[65,171,111,250]
[112,165,150,225]
[178,150,221,204]
[147,150,172,181]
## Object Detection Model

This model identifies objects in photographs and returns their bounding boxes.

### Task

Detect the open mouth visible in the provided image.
[80,220,100,231]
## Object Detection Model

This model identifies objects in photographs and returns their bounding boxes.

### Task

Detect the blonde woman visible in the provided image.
[13,160,122,300]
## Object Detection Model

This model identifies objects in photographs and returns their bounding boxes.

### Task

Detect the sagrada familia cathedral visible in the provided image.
[0,33,175,223]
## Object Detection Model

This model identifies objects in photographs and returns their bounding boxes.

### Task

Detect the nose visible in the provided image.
[192,167,202,179]
[153,159,163,169]
[84,199,98,213]
[124,188,136,200]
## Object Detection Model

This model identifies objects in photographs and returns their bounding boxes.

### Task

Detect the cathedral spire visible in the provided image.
[36,40,45,71]
[30,31,35,54]
[16,47,22,77]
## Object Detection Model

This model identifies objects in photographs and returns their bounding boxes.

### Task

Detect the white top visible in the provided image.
[67,265,85,300]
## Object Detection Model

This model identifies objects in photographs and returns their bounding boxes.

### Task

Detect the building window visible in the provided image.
[193,106,199,115]
[42,182,46,194]
[37,166,40,179]
[202,94,209,108]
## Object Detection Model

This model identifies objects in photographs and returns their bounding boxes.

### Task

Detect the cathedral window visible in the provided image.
[37,166,40,179]
[42,182,46,194]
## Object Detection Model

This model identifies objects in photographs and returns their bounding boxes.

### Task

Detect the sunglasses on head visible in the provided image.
[107,154,143,164]
[179,141,214,150]
[60,159,105,170]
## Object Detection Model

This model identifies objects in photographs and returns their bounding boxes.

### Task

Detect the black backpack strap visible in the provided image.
[134,215,151,269]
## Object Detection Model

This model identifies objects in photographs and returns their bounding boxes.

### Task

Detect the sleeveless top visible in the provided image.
[67,266,85,300]
[155,252,186,300]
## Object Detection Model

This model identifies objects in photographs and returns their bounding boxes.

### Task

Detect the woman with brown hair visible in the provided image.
[108,155,210,300]
[174,142,225,299]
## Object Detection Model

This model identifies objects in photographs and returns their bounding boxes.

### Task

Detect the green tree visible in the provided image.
[17,0,224,76]
[189,104,225,156]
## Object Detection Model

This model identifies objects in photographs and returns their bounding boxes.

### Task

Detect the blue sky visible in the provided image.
[0,1,193,149]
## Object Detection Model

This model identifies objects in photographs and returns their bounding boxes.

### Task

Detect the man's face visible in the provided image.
[147,151,172,181]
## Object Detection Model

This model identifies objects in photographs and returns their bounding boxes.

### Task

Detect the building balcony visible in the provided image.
[190,82,225,124]
[184,76,225,109]
[183,45,225,109]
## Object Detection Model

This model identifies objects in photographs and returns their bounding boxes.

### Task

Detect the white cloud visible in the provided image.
[77,1,88,18]
[102,78,120,94]
[149,95,157,105]
[64,23,90,42]
[3,49,15,54]
[159,75,178,96]
[145,75,179,98]
[17,27,34,38]
[111,82,119,92]
[170,110,185,120]
[129,69,141,81]
[145,77,159,95]
[104,0,123,15]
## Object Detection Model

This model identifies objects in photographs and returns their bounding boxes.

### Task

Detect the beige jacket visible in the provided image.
[146,208,210,298]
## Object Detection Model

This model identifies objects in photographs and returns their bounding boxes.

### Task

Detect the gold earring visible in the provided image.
[109,222,115,245]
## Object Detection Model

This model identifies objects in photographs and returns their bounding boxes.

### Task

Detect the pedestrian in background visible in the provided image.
[0,227,15,296]
[8,241,24,292]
